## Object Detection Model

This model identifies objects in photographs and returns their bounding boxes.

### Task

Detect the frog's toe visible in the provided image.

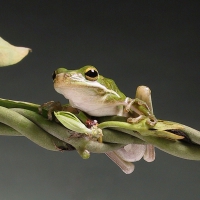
[146,115,157,127]
[127,115,146,123]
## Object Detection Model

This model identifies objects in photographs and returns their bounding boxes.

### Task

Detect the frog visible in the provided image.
[52,65,157,173]
[52,65,157,125]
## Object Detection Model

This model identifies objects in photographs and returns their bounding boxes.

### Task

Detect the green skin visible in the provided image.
[53,65,155,121]
[53,66,127,117]
[52,65,156,174]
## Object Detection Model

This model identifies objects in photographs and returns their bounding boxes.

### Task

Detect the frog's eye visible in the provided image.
[85,67,99,81]
[52,71,56,80]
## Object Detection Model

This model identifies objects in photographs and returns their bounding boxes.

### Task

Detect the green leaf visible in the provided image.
[54,111,89,133]
[0,37,31,67]
[54,111,103,139]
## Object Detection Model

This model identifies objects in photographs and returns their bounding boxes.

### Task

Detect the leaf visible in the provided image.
[54,111,103,138]
[0,37,31,67]
[98,119,184,140]
[54,111,88,133]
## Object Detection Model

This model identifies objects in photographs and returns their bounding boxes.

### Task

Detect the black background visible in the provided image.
[0,1,200,200]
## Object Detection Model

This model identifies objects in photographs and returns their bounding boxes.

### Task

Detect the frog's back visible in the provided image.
[98,75,126,99]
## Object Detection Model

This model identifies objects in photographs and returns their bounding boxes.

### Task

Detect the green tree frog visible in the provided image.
[52,65,157,174]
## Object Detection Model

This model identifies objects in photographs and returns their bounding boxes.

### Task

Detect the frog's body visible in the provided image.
[52,65,156,174]
[53,66,129,117]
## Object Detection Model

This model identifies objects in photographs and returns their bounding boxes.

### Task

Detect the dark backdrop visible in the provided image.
[0,1,200,200]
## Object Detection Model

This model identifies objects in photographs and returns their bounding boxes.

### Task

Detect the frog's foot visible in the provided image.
[38,101,63,120]
[127,115,146,123]
[39,101,79,121]
[127,115,157,127]
[146,115,157,127]
[125,98,157,127]
[125,98,150,113]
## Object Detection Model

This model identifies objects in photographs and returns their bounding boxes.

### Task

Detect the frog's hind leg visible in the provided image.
[135,85,155,162]
[106,86,156,173]
[127,86,157,126]
[135,85,154,114]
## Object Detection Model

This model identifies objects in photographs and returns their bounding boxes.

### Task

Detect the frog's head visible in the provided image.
[53,65,125,103]
[52,65,106,100]
[52,65,99,85]
[52,65,126,116]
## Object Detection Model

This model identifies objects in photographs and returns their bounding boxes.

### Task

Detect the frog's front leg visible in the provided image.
[38,101,79,120]
[125,86,157,126]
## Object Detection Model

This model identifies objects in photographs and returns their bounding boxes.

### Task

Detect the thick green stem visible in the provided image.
[0,106,137,153]
[0,106,68,151]
[1,99,200,161]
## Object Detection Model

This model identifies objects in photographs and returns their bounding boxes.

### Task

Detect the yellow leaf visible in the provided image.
[0,37,31,67]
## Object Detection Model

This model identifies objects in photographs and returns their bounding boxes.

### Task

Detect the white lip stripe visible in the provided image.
[70,73,120,98]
